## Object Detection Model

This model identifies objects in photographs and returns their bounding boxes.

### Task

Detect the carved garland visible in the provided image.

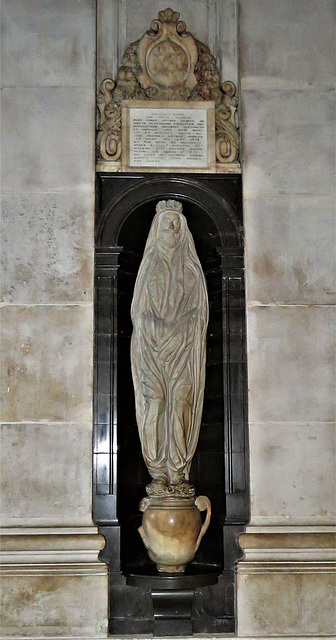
[96,8,240,170]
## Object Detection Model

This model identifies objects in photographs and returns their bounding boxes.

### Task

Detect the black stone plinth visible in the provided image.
[125,564,219,636]
[126,563,219,588]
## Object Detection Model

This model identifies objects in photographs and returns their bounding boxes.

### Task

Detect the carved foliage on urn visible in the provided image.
[96,8,240,166]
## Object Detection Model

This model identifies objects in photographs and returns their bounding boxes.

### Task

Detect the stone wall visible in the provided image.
[0,0,335,637]
[0,0,108,636]
[237,0,335,635]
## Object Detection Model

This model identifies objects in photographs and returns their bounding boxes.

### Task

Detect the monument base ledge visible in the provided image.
[237,524,336,636]
[0,525,108,637]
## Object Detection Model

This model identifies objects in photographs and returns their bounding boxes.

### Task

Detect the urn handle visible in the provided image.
[195,495,211,551]
[139,497,150,512]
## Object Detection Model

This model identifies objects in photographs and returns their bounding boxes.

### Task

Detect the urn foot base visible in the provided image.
[157,563,186,573]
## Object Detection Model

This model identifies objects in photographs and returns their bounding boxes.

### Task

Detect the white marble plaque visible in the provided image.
[130,108,207,167]
[122,101,216,172]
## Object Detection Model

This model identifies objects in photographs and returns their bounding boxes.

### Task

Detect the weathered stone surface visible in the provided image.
[244,195,335,305]
[239,0,336,634]
[1,192,94,304]
[249,422,336,523]
[239,0,335,89]
[237,570,336,635]
[247,305,335,423]
[1,305,93,423]
[241,90,335,198]
[238,571,300,635]
[1,0,95,89]
[1,87,95,193]
[0,0,102,636]
[0,573,108,636]
[300,571,336,634]
[0,423,93,525]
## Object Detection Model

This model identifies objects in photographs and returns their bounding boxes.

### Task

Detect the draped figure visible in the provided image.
[131,200,209,495]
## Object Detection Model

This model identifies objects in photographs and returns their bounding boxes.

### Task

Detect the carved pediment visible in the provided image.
[96,8,240,172]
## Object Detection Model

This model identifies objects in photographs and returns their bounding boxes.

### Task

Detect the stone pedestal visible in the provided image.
[0,526,108,637]
[126,566,219,636]
[237,526,336,636]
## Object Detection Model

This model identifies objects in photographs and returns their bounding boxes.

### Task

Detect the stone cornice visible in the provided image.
[237,525,336,574]
[0,526,107,576]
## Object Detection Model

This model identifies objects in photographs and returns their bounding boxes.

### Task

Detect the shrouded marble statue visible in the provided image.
[131,200,209,497]
[131,199,211,573]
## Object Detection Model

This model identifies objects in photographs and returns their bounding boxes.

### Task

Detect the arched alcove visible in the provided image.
[94,173,248,634]
[97,175,243,247]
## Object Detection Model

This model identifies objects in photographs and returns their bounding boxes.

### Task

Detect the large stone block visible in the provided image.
[1,192,94,304]
[237,569,336,636]
[249,422,335,524]
[1,0,95,89]
[1,87,95,193]
[238,571,300,635]
[300,571,336,634]
[241,89,335,198]
[1,305,93,423]
[244,195,335,305]
[247,305,335,423]
[239,0,335,89]
[1,572,108,637]
[0,423,93,525]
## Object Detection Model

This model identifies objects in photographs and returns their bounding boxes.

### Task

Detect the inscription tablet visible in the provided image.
[122,101,215,172]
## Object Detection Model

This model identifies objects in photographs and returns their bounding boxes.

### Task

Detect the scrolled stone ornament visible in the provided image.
[96,10,241,169]
[96,78,122,162]
[215,81,239,163]
[131,200,209,496]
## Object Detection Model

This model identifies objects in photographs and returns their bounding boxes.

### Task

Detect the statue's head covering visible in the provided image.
[139,199,196,260]
[131,199,208,325]
[156,200,182,215]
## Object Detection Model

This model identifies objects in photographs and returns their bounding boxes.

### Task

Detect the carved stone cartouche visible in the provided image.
[96,7,240,167]
[138,8,198,92]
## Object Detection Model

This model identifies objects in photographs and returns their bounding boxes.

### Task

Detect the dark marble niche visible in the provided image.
[93,173,249,635]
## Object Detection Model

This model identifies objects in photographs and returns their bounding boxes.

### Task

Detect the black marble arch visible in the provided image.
[94,173,249,635]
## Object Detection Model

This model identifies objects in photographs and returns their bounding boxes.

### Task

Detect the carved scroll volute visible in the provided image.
[96,78,122,162]
[138,8,198,90]
[215,81,239,163]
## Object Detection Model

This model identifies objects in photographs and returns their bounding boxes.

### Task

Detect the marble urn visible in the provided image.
[138,495,211,573]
